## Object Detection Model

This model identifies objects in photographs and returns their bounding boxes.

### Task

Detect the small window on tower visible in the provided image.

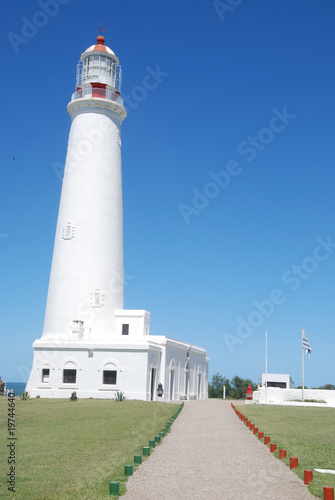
[42,368,50,383]
[65,223,71,238]
[122,324,129,335]
[94,290,101,306]
[91,289,103,308]
[103,370,117,385]
[62,221,74,240]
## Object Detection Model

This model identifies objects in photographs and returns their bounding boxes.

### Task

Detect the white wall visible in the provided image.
[150,337,208,401]
[26,343,151,399]
[26,335,209,401]
[115,310,151,338]
[254,387,335,407]
[262,373,295,388]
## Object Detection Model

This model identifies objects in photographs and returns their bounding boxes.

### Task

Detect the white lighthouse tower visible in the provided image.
[43,34,125,341]
[26,35,209,400]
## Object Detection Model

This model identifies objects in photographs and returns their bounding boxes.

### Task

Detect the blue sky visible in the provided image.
[1,0,335,388]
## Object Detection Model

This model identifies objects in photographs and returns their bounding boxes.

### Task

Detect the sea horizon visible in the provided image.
[3,381,27,396]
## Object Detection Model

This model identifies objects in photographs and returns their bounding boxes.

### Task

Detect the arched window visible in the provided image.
[91,289,103,308]
[103,362,117,385]
[63,361,77,384]
[65,222,71,238]
[42,367,50,383]
[62,220,75,240]
[94,289,101,307]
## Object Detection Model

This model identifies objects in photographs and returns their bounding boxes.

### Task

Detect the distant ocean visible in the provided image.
[5,382,27,396]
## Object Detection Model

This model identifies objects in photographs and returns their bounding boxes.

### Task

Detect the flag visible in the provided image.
[302,329,312,358]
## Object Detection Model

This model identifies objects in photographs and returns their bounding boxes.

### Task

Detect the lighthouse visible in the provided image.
[43,34,125,341]
[26,35,209,400]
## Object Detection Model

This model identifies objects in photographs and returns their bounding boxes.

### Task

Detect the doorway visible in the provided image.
[169,370,175,401]
[150,368,156,401]
[185,370,189,398]
[197,373,201,399]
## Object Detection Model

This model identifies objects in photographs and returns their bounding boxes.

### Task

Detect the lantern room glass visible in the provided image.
[81,54,117,88]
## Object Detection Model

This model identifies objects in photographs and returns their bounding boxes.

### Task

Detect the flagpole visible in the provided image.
[301,329,305,402]
[265,330,268,404]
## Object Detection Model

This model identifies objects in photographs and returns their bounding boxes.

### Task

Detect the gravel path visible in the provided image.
[123,399,316,500]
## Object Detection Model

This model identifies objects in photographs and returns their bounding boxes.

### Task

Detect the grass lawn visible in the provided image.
[0,397,178,499]
[238,404,335,499]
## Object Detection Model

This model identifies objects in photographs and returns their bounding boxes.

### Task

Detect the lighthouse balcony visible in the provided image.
[71,85,123,106]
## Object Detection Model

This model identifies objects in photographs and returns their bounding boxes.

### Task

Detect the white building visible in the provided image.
[261,373,295,389]
[26,35,209,400]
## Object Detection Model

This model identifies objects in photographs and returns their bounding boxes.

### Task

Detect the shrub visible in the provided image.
[20,391,31,400]
[114,391,126,402]
[70,391,78,401]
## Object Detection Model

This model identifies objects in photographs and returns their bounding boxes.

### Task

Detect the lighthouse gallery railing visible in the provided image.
[71,86,124,106]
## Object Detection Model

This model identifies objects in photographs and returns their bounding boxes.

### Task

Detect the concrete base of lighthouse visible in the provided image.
[26,310,209,401]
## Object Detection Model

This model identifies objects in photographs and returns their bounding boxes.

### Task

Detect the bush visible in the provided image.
[114,391,126,402]
[70,391,77,401]
[20,391,30,400]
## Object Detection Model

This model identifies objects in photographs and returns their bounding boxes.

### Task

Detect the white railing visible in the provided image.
[71,86,124,106]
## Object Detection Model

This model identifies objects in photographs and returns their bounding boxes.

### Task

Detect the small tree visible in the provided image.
[0,376,5,396]
[208,373,232,398]
[209,373,223,398]
[230,376,257,399]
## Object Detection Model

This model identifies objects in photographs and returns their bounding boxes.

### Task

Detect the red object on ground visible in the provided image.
[323,487,334,500]
[270,443,276,453]
[246,421,250,427]
[250,424,254,431]
[304,470,313,485]
[264,436,270,445]
[290,457,298,469]
[279,449,286,459]
[323,487,335,500]
[258,432,264,439]
[246,385,253,400]
[253,427,258,435]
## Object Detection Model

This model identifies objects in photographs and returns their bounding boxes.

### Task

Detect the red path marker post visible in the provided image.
[323,487,334,500]
[264,436,270,445]
[290,457,298,469]
[279,449,286,459]
[304,470,313,485]
[270,443,276,453]
[258,432,264,440]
